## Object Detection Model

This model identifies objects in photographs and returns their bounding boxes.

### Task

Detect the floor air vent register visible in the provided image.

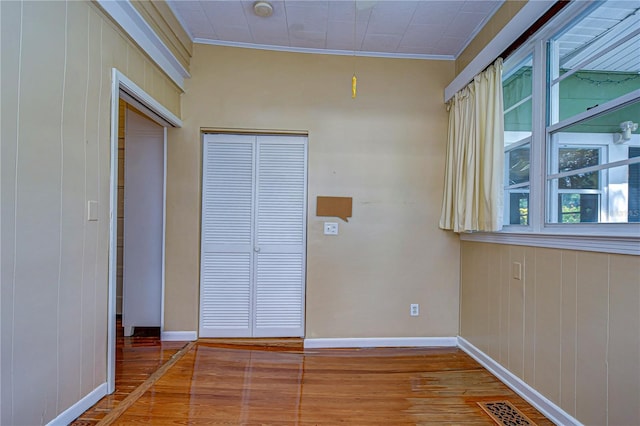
[478,400,538,426]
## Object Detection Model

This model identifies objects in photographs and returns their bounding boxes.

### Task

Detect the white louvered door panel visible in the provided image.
[199,135,255,337]
[200,134,307,338]
[253,137,307,337]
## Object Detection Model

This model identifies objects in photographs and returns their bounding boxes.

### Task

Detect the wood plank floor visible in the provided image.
[106,343,553,425]
[71,321,187,425]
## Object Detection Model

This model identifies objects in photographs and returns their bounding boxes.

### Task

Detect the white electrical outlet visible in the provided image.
[323,222,338,235]
[410,304,419,316]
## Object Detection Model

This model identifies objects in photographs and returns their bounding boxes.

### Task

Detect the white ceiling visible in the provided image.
[167,0,505,59]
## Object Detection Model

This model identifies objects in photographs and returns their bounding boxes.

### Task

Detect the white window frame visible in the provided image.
[460,1,640,255]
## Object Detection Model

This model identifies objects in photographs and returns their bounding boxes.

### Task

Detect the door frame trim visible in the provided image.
[108,69,181,393]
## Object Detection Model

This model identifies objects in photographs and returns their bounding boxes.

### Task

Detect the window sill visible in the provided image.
[459,227,640,255]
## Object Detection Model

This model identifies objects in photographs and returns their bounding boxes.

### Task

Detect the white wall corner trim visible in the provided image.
[303,337,458,349]
[46,383,108,426]
[457,337,583,426]
[95,0,189,90]
[444,0,554,102]
[161,331,198,341]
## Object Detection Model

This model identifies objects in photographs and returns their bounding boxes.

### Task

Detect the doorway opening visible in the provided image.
[118,102,164,338]
[107,69,182,393]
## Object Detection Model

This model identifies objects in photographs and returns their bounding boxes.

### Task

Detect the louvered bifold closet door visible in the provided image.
[199,135,255,337]
[253,136,307,337]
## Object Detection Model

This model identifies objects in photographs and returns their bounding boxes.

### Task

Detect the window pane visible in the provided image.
[504,58,532,111]
[508,145,530,186]
[505,100,532,143]
[557,193,599,223]
[558,148,599,189]
[504,56,533,144]
[554,68,640,123]
[509,191,529,225]
[548,2,640,124]
[548,163,640,223]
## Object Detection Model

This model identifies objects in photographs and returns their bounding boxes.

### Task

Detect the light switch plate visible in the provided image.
[512,262,522,280]
[323,222,338,235]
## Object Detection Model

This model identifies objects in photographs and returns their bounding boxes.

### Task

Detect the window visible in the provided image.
[501,0,640,235]
[547,101,640,224]
[503,56,532,225]
[553,146,602,223]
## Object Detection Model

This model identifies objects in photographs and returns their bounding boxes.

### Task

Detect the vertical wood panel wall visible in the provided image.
[0,1,181,424]
[460,241,640,426]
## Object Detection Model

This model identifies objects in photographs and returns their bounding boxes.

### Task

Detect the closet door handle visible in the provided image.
[254,247,261,253]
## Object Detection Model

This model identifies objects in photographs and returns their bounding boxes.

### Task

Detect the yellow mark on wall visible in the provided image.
[352,74,357,99]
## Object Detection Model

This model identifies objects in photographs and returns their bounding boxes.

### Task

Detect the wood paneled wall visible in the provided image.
[0,1,181,424]
[460,241,640,425]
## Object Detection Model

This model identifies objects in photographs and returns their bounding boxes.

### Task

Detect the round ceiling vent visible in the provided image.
[253,1,273,17]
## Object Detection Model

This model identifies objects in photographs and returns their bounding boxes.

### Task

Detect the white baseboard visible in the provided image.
[46,382,108,426]
[457,336,582,426]
[161,330,197,341]
[304,336,458,349]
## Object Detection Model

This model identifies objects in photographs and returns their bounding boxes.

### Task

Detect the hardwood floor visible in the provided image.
[71,321,187,425]
[101,343,553,425]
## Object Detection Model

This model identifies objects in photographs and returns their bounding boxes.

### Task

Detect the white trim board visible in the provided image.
[459,232,640,256]
[161,331,198,342]
[46,383,107,426]
[117,72,182,128]
[303,337,457,349]
[457,337,582,426]
[444,1,555,102]
[96,0,189,90]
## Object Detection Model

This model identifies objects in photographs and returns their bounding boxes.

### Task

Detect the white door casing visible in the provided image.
[199,134,307,338]
[108,69,182,394]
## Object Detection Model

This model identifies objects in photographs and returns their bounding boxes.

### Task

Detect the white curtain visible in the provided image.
[439,58,504,233]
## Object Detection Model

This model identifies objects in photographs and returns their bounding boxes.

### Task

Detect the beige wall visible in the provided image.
[165,44,460,338]
[460,241,640,426]
[455,0,527,75]
[0,1,181,424]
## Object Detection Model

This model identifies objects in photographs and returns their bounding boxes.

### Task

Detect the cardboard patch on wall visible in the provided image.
[316,196,352,222]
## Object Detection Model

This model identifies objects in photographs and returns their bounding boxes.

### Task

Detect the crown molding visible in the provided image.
[194,38,454,61]
[96,0,190,90]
